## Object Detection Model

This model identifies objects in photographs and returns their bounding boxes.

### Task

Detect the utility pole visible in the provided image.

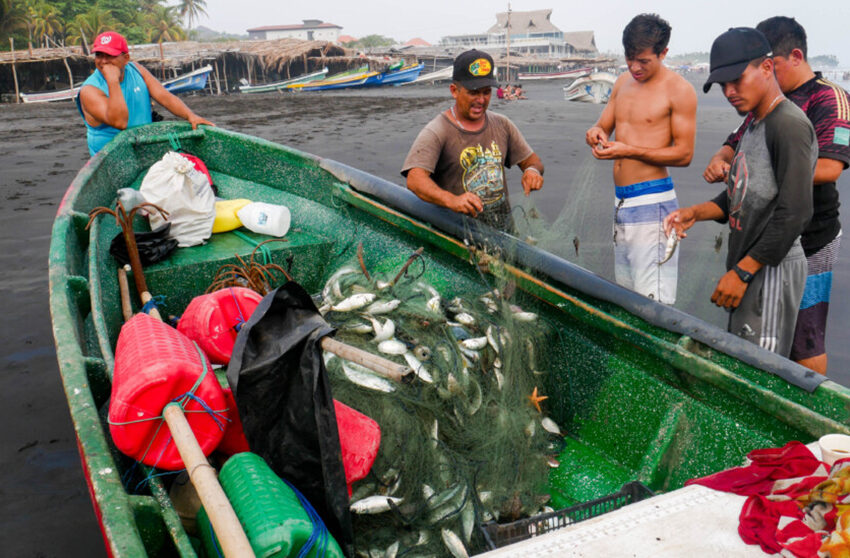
[505,2,511,82]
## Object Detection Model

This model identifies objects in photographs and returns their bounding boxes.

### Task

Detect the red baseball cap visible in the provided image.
[92,31,129,56]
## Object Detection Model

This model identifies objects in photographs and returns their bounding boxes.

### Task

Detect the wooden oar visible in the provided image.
[115,280,252,557]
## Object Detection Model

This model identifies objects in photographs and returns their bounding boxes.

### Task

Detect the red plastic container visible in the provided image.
[177,287,263,365]
[109,313,226,470]
[217,387,251,456]
[334,400,381,495]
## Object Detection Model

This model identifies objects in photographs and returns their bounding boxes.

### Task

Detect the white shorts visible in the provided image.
[613,183,679,304]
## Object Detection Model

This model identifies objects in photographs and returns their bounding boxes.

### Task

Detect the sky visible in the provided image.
[198,0,850,66]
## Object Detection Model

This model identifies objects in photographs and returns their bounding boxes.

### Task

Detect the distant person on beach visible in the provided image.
[585,13,696,304]
[496,84,505,99]
[401,49,544,232]
[76,31,213,156]
[665,28,815,357]
[514,85,527,99]
[704,17,850,374]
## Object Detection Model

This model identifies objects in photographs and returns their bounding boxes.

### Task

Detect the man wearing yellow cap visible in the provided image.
[76,31,213,156]
[402,49,544,232]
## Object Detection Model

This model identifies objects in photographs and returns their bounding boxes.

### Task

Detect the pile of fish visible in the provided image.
[315,263,565,557]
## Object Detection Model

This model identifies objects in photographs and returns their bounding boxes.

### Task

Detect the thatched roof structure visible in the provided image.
[0,38,367,72]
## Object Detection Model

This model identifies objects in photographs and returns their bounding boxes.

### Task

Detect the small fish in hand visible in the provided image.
[658,231,679,266]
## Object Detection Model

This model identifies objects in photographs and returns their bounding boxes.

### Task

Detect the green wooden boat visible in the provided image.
[50,122,850,556]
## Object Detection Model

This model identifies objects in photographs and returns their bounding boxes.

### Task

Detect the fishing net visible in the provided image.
[315,249,564,557]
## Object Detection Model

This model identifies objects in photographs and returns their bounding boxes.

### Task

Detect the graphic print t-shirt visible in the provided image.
[401,111,534,231]
[712,100,816,270]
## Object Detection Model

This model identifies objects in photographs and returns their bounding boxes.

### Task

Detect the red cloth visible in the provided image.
[686,441,824,496]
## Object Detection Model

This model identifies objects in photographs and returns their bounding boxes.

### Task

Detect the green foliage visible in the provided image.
[810,54,839,68]
[352,34,396,49]
[0,0,200,50]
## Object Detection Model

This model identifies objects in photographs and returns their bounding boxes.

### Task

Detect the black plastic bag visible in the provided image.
[227,282,353,555]
[109,222,178,267]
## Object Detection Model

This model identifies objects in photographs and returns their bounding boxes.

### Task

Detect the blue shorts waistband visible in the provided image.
[615,176,674,199]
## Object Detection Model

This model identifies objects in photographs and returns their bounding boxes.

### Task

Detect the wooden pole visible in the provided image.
[222,56,228,93]
[10,38,20,104]
[79,26,89,55]
[163,403,255,557]
[320,337,411,382]
[505,1,512,83]
[213,61,222,95]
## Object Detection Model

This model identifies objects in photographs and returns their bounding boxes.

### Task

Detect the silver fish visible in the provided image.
[460,336,488,350]
[441,529,469,558]
[541,417,562,435]
[322,266,357,302]
[487,326,500,353]
[350,495,403,514]
[455,312,475,326]
[365,299,401,315]
[341,361,395,393]
[513,311,538,322]
[659,232,679,265]
[426,295,442,313]
[331,293,376,312]
[375,280,391,291]
[422,484,435,500]
[461,501,475,543]
[385,541,399,558]
[403,351,433,383]
[342,322,373,334]
[368,317,395,342]
[378,339,407,355]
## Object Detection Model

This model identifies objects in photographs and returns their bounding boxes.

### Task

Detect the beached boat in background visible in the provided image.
[20,65,213,103]
[563,71,617,104]
[162,65,213,94]
[50,121,850,556]
[518,67,591,81]
[361,63,425,87]
[238,68,329,93]
[20,86,81,103]
[405,65,453,85]
[286,65,375,91]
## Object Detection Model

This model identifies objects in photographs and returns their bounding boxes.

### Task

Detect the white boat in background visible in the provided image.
[238,68,329,93]
[563,72,617,104]
[20,86,81,104]
[518,67,591,81]
[403,65,453,85]
[19,65,214,103]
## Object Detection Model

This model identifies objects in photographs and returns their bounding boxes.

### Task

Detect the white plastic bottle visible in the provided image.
[236,202,291,237]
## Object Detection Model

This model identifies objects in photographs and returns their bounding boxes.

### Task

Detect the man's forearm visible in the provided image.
[622,144,693,167]
[691,200,726,222]
[407,171,455,208]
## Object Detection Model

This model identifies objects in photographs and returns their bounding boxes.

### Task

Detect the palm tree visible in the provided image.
[145,4,184,44]
[177,0,207,32]
[32,2,63,48]
[67,5,116,48]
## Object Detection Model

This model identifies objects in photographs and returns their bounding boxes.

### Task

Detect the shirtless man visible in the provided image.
[585,13,697,304]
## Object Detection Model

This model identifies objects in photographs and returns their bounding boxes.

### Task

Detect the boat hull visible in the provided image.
[50,122,850,555]
[162,65,213,94]
[238,68,329,93]
[20,86,81,103]
[519,67,591,80]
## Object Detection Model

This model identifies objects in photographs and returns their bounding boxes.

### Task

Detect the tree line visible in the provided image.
[0,0,208,51]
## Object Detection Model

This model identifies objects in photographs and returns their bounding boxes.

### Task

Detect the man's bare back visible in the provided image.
[586,57,697,187]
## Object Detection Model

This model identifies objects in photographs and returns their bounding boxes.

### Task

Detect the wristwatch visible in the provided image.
[733,264,755,284]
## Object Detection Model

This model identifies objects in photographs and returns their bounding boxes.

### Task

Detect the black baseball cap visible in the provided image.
[703,27,772,93]
[452,50,499,90]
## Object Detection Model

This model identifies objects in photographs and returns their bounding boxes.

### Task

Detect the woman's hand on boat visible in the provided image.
[662,208,693,239]
[711,270,748,309]
[450,192,483,217]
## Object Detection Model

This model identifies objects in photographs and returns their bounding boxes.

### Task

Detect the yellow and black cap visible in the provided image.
[452,49,498,90]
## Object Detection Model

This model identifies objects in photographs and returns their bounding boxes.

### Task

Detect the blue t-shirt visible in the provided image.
[76,62,152,156]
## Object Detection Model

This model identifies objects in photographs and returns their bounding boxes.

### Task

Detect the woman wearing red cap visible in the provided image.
[76,31,214,156]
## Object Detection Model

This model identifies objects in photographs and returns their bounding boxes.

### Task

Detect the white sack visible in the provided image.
[140,151,216,247]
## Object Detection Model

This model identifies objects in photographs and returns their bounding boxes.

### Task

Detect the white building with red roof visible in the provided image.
[247,19,342,42]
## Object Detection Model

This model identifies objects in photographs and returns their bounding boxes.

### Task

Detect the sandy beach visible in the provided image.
[2,78,849,555]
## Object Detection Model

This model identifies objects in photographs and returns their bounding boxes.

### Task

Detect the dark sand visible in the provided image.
[2,78,848,555]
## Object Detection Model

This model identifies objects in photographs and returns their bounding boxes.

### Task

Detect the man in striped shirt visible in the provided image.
[704,17,850,373]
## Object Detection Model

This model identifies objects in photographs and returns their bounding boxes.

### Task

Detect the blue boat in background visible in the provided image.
[163,65,213,94]
[362,63,425,87]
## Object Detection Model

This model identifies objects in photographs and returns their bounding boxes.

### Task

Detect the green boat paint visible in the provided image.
[49,121,850,556]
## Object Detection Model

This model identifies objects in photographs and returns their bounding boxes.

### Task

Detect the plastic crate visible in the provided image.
[479,481,654,550]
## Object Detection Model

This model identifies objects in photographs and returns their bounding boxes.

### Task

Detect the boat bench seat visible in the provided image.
[144,227,335,315]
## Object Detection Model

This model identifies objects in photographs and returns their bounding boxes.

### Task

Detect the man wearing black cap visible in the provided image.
[664,28,815,357]
[401,49,544,232]
[704,17,850,374]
